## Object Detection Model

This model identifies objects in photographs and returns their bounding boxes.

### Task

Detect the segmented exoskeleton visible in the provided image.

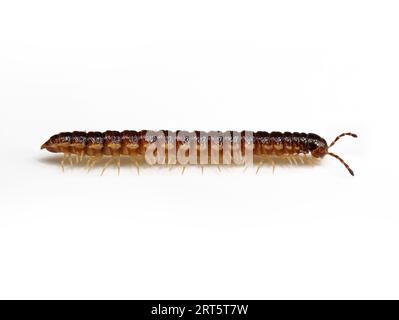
[41,130,357,175]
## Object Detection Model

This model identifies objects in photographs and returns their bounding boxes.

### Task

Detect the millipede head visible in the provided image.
[41,132,71,153]
[308,133,328,158]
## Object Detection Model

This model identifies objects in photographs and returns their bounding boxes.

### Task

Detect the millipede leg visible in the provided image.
[116,156,121,176]
[264,158,274,174]
[256,161,263,174]
[135,160,140,175]
[309,156,317,165]
[86,157,92,171]
[68,154,73,166]
[60,154,67,172]
[101,157,114,176]
[271,159,275,174]
[88,156,102,172]
[304,155,313,165]
[291,156,298,166]
[201,165,204,175]
[181,166,186,175]
[130,157,140,175]
[287,156,293,165]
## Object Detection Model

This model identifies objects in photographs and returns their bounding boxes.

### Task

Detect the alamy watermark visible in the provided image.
[143,131,254,166]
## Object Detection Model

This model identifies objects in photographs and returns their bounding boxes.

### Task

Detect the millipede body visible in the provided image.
[41,130,357,175]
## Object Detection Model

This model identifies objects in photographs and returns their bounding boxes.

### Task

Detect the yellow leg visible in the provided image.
[256,161,263,174]
[60,154,67,172]
[291,156,298,165]
[87,156,102,172]
[86,157,93,170]
[135,160,140,175]
[181,166,186,175]
[85,158,92,171]
[264,158,275,174]
[131,157,140,175]
[310,156,317,165]
[101,157,115,176]
[116,156,121,176]
[68,154,73,166]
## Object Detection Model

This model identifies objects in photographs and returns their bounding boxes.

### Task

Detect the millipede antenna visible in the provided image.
[329,132,358,148]
[327,152,354,176]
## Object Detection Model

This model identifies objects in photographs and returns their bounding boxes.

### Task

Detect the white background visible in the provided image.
[0,1,398,299]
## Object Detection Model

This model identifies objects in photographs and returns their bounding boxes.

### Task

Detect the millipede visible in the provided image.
[41,130,358,175]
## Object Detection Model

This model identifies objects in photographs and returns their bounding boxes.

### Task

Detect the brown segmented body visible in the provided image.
[41,130,357,175]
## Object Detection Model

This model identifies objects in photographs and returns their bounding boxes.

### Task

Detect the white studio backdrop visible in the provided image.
[0,1,398,299]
